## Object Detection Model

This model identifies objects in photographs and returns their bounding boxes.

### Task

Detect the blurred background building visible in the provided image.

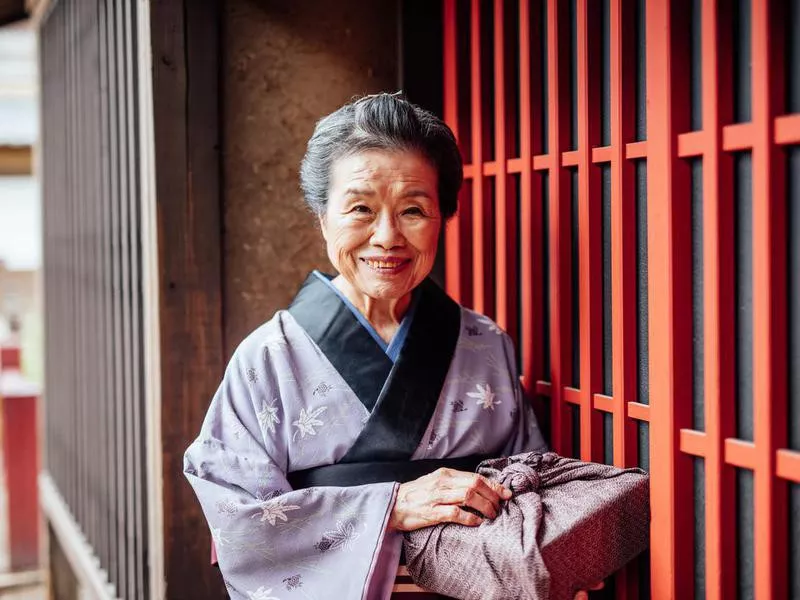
[0,0,797,599]
[0,16,40,379]
[0,11,44,600]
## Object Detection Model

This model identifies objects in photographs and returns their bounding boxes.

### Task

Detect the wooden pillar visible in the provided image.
[148,1,226,597]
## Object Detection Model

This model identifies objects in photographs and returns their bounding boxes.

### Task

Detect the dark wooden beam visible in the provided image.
[0,145,32,175]
[0,0,25,26]
[148,0,226,596]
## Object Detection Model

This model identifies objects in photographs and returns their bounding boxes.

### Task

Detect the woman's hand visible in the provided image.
[573,581,605,599]
[388,468,512,531]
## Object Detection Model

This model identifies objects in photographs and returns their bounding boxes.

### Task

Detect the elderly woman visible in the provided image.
[184,94,547,599]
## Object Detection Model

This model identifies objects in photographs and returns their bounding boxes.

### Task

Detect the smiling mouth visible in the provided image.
[359,257,411,273]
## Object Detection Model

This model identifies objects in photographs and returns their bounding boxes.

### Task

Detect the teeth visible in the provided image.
[365,259,402,269]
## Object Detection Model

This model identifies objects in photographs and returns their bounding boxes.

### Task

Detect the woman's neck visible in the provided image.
[332,275,411,343]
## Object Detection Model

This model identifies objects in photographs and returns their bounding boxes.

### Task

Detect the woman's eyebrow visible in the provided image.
[401,189,434,200]
[344,186,375,197]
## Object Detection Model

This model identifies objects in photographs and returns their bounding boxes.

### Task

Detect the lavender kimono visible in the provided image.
[184,273,546,600]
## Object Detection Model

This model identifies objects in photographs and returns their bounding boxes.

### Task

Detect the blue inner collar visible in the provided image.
[311,270,418,362]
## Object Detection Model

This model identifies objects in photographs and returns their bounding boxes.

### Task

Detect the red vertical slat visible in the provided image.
[700,1,737,597]
[470,0,489,315]
[546,0,573,455]
[609,2,640,596]
[575,0,604,463]
[609,0,638,469]
[750,1,788,597]
[518,0,543,399]
[444,0,465,304]
[494,0,511,333]
[646,0,695,596]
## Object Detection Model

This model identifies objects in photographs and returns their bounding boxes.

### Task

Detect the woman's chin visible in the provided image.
[359,279,414,303]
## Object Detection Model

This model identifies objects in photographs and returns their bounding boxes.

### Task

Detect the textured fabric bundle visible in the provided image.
[403,452,650,600]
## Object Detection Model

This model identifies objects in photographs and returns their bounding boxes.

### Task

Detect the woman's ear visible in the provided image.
[317,211,328,241]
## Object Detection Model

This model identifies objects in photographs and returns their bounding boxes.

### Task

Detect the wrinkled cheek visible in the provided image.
[327,231,359,273]
[416,248,438,274]
[332,249,358,279]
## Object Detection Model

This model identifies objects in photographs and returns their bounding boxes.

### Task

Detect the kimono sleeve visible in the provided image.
[498,333,549,455]
[184,344,399,600]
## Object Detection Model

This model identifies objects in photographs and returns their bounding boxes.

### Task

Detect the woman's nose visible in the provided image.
[370,212,403,249]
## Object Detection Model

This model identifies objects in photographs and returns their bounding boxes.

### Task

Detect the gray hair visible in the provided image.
[299,93,463,219]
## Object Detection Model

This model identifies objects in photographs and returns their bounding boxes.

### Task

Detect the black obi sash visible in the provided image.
[286,273,487,488]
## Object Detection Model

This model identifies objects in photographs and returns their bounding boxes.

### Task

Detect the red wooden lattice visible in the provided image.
[442,0,800,598]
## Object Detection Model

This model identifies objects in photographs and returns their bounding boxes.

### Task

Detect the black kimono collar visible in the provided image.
[288,272,462,461]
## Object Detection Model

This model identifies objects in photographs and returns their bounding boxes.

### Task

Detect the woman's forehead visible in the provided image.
[330,149,438,191]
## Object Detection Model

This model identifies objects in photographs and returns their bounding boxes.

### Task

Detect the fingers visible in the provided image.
[463,472,512,502]
[432,471,512,520]
[434,504,483,527]
[437,469,510,501]
[573,581,604,599]
[588,582,605,590]
[463,490,499,519]
[435,487,498,518]
[390,469,513,532]
[448,472,511,508]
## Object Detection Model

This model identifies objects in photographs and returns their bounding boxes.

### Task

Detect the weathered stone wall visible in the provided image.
[222,0,399,355]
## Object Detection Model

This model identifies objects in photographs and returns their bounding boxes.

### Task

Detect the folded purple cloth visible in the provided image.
[403,452,650,600]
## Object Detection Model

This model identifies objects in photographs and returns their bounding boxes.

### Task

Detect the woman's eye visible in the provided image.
[351,205,372,214]
[403,206,424,216]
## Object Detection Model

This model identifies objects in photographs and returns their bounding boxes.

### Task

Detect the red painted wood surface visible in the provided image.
[441,1,798,597]
[750,1,788,597]
[575,0,603,464]
[469,0,490,316]
[443,0,470,307]
[2,394,39,570]
[545,0,574,457]
[1,346,40,571]
[609,0,638,471]
[0,347,20,371]
[645,1,695,595]
[698,2,736,597]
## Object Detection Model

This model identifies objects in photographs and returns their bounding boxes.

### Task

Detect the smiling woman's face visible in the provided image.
[320,149,442,303]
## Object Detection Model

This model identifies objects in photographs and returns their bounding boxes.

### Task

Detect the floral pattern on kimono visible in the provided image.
[185,300,546,600]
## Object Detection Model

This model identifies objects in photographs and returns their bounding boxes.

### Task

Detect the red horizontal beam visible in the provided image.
[724,438,756,470]
[774,114,800,145]
[561,150,579,166]
[591,146,612,163]
[593,393,614,413]
[679,429,707,457]
[464,156,587,178]
[563,387,580,405]
[507,157,524,172]
[463,145,654,178]
[677,131,705,158]
[626,402,650,422]
[535,380,551,396]
[776,449,800,483]
[532,154,551,170]
[721,123,754,152]
[625,141,648,159]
